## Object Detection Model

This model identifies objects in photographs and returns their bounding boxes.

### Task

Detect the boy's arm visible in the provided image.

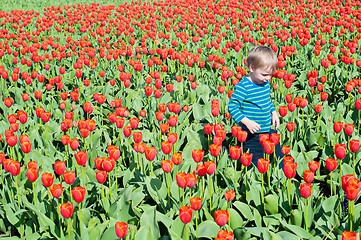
[228,83,261,133]
[228,83,247,123]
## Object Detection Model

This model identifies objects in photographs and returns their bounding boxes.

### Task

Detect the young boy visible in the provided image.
[228,46,283,166]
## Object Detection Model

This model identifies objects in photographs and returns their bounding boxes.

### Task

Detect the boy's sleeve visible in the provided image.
[228,82,247,124]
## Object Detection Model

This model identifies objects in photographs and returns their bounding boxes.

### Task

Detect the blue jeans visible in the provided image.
[237,129,283,170]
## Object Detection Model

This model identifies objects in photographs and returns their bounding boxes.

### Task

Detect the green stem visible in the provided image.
[79,204,83,238]
[305,198,308,232]
[330,172,333,197]
[261,173,264,206]
[288,178,292,209]
[108,173,112,204]
[209,175,212,211]
[349,200,354,232]
[68,218,71,240]
[15,176,20,209]
[167,173,170,206]
[196,211,198,238]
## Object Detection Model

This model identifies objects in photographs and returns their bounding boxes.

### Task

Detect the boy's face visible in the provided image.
[249,65,274,85]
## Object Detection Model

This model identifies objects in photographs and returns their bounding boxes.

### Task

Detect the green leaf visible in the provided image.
[229,208,243,230]
[198,220,220,239]
[232,201,254,221]
[275,231,301,240]
[139,206,160,239]
[233,227,251,240]
[279,219,312,239]
[100,225,118,240]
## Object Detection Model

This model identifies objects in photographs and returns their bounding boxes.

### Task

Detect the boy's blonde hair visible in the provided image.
[246,46,278,72]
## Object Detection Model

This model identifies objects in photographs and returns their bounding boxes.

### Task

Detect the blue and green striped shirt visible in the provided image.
[228,76,276,133]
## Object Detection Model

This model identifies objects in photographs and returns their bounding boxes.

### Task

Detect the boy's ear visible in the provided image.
[249,65,255,73]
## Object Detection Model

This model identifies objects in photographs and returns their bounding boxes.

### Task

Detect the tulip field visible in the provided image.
[1,0,361,239]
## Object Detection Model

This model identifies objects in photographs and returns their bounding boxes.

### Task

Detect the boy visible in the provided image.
[228,46,283,166]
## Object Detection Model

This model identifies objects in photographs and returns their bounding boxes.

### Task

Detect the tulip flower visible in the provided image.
[214,210,229,226]
[54,161,66,176]
[341,231,356,240]
[192,149,205,163]
[300,182,312,231]
[60,203,73,219]
[217,230,234,240]
[115,222,128,239]
[50,184,63,198]
[308,160,320,172]
[41,172,54,188]
[161,141,173,156]
[344,124,354,136]
[342,176,361,232]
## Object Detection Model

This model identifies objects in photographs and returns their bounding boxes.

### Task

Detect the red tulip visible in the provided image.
[107,145,120,160]
[161,160,173,173]
[349,139,360,152]
[333,121,343,133]
[96,170,107,184]
[50,184,63,198]
[281,146,291,155]
[8,161,21,176]
[167,133,178,144]
[171,152,183,165]
[115,222,128,238]
[196,165,207,177]
[102,157,115,172]
[133,132,142,143]
[145,147,157,161]
[72,186,86,203]
[69,138,79,150]
[204,124,213,134]
[26,167,39,182]
[300,183,312,198]
[54,161,66,175]
[63,171,76,185]
[342,175,357,192]
[263,139,275,154]
[344,123,354,136]
[60,203,73,218]
[231,126,242,138]
[270,133,280,145]
[341,231,356,240]
[278,106,288,117]
[209,144,221,157]
[129,118,139,129]
[192,149,205,163]
[240,153,252,166]
[229,146,241,160]
[214,210,229,226]
[160,123,169,133]
[123,126,132,137]
[217,230,234,240]
[283,162,297,178]
[41,172,54,187]
[334,144,347,159]
[303,170,314,183]
[204,161,216,175]
[344,177,361,200]
[176,172,188,188]
[257,158,269,173]
[308,160,320,172]
[237,130,248,142]
[190,197,202,210]
[187,173,197,188]
[161,141,173,155]
[325,158,338,171]
[224,190,235,201]
[74,151,88,166]
[179,206,193,224]
[286,122,295,132]
[168,116,177,127]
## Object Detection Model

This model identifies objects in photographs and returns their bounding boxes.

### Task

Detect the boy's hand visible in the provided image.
[271,111,280,129]
[241,118,261,134]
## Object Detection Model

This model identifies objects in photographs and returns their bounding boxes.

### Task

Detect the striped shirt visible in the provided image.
[228,76,276,133]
